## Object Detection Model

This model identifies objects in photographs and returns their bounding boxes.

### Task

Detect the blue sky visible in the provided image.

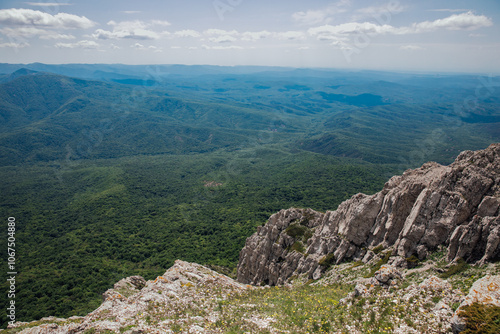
[0,0,499,73]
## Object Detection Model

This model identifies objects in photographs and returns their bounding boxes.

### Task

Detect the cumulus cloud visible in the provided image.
[292,0,350,25]
[308,11,493,44]
[411,11,493,32]
[0,41,29,48]
[174,29,201,38]
[202,44,243,50]
[209,35,237,43]
[429,9,469,13]
[204,28,238,36]
[0,27,75,39]
[0,8,95,29]
[130,43,162,51]
[55,40,98,49]
[353,2,405,20]
[400,45,423,51]
[241,31,272,41]
[92,20,164,40]
[276,31,306,40]
[25,2,72,6]
[151,20,171,26]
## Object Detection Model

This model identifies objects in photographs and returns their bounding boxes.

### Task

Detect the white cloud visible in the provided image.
[174,29,201,38]
[0,8,95,29]
[241,31,272,41]
[55,40,98,49]
[25,2,72,6]
[204,28,238,36]
[400,45,423,51]
[131,42,144,49]
[92,20,162,40]
[209,35,237,43]
[292,10,333,26]
[298,46,310,50]
[202,44,243,50]
[354,2,405,19]
[122,11,141,14]
[128,43,162,52]
[292,0,350,25]
[276,31,306,40]
[411,11,493,32]
[308,11,493,43]
[0,41,29,48]
[429,9,470,13]
[0,27,75,39]
[308,22,393,41]
[151,20,171,27]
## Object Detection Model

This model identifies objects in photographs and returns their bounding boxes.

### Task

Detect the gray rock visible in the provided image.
[237,144,500,285]
[451,275,500,333]
[374,264,402,284]
[477,196,500,217]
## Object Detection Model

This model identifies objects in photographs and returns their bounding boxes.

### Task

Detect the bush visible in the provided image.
[318,253,336,268]
[364,252,391,278]
[439,258,469,279]
[406,255,419,269]
[372,245,384,254]
[289,241,305,254]
[458,302,500,334]
[285,223,308,239]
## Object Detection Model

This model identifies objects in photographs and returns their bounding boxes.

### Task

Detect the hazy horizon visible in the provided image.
[0,0,499,74]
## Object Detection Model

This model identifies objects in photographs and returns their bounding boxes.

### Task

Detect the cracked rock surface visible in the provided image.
[237,144,500,285]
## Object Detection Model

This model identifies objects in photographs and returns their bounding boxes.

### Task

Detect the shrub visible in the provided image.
[458,302,500,334]
[439,258,469,279]
[406,255,420,269]
[319,253,336,268]
[289,241,305,254]
[285,223,308,239]
[372,244,384,254]
[364,251,391,278]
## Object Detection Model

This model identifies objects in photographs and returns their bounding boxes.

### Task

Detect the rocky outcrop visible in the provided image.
[237,143,500,285]
[9,260,249,333]
[451,275,500,333]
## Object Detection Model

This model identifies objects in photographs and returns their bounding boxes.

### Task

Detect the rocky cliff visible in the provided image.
[237,143,500,285]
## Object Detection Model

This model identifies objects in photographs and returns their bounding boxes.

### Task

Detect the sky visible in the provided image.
[0,0,499,73]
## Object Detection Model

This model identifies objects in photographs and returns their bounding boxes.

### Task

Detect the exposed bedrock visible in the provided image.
[237,144,500,285]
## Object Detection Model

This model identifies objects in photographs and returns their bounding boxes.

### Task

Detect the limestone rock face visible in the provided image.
[11,260,249,333]
[237,144,500,285]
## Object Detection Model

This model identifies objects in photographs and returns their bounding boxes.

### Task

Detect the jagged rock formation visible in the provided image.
[8,260,249,333]
[237,143,500,285]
